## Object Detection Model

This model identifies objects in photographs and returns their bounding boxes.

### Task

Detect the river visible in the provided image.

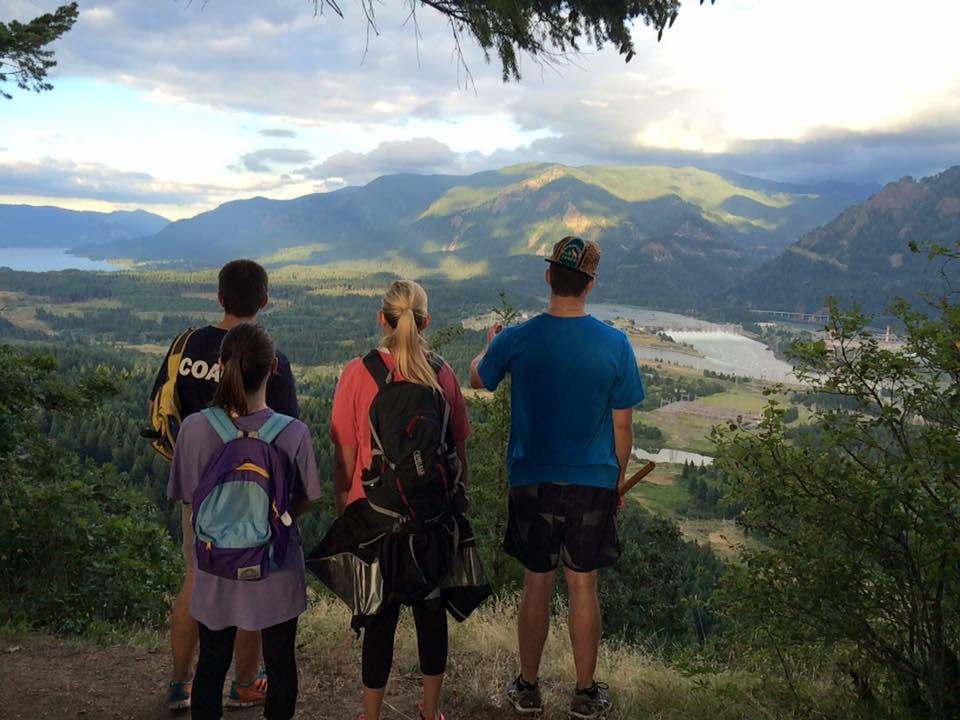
[590,302,796,383]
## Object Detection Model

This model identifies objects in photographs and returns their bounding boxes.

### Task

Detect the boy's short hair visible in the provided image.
[218,260,268,317]
[548,264,592,297]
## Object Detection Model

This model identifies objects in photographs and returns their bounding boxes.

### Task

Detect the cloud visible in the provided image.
[55,1,511,124]
[5,0,959,210]
[235,148,314,173]
[305,138,458,183]
[513,116,960,185]
[259,128,297,138]
[0,157,224,204]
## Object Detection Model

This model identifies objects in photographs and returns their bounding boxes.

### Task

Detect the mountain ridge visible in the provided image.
[724,166,960,314]
[0,205,170,248]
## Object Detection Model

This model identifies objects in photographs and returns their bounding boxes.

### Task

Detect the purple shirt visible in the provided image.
[168,408,322,631]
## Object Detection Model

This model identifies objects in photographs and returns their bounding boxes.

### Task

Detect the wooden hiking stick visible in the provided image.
[617,461,657,497]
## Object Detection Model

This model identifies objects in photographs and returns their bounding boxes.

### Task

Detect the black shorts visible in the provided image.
[503,483,620,573]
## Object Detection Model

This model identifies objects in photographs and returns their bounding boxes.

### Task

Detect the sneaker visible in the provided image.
[506,675,543,716]
[569,681,612,720]
[167,679,192,711]
[225,670,267,709]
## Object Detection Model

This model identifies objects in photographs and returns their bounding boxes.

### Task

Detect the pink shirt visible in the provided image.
[330,350,471,507]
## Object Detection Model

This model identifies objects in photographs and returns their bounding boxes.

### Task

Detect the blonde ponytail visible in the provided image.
[381,280,442,392]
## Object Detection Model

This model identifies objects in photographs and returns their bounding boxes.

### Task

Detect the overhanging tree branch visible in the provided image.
[0,2,78,100]
[317,0,714,81]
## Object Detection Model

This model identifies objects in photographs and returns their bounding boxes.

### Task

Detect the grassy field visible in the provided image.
[639,410,719,455]
[698,385,779,413]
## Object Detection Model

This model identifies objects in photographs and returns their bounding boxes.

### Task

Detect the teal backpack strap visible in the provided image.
[257,413,295,444]
[201,407,239,444]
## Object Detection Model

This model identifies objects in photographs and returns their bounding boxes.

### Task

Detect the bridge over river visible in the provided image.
[749,309,831,324]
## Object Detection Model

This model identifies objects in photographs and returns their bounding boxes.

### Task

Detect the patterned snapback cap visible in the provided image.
[545,236,600,278]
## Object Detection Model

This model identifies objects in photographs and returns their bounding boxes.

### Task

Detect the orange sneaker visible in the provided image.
[225,670,267,708]
[167,679,192,711]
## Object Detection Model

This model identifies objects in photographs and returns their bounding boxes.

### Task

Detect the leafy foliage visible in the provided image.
[601,503,723,646]
[712,249,960,718]
[678,461,740,519]
[0,343,180,632]
[0,2,78,100]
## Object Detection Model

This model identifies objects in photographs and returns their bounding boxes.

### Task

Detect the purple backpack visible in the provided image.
[192,407,296,581]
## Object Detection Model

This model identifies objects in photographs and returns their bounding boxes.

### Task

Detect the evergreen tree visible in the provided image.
[0,3,77,99]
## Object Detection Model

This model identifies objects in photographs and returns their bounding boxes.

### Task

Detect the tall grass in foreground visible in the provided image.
[298,593,867,720]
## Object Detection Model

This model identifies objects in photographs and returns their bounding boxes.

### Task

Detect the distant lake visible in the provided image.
[591,302,796,383]
[1,247,120,272]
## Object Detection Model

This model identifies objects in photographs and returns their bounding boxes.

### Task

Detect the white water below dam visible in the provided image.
[590,303,797,383]
[633,447,713,466]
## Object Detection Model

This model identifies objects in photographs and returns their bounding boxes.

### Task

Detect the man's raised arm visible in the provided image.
[470,322,503,389]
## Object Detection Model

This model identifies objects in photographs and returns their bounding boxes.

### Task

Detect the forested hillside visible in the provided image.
[0,205,169,248]
[726,166,960,314]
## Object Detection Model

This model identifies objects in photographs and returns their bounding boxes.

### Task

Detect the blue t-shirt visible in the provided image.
[477,313,645,489]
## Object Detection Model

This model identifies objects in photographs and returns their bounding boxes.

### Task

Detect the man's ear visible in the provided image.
[585,278,595,295]
[259,293,269,311]
[544,266,551,285]
[217,291,225,309]
[270,356,279,375]
[377,310,389,331]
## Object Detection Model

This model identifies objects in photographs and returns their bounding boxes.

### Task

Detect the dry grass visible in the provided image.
[295,594,847,720]
[1,593,857,719]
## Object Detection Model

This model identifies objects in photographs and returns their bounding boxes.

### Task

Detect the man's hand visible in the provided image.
[470,322,504,389]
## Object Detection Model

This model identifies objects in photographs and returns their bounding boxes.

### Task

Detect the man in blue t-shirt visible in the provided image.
[470,236,644,720]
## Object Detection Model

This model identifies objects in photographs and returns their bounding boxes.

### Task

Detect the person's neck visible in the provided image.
[546,294,588,318]
[215,313,256,331]
[237,389,269,416]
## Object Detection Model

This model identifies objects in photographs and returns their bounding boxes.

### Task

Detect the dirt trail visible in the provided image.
[1,634,498,720]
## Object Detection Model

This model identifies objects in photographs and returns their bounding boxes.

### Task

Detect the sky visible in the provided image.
[1,0,959,220]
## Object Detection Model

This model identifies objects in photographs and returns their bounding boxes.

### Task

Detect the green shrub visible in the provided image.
[0,343,180,633]
[713,289,960,718]
[601,504,723,647]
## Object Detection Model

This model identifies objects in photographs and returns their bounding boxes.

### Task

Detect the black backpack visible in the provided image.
[361,350,463,525]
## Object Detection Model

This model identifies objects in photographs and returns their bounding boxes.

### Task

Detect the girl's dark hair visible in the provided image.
[213,323,275,416]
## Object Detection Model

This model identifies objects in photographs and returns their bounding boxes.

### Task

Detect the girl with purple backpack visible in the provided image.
[168,323,321,720]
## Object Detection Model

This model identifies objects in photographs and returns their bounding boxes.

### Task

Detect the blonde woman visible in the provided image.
[324,280,473,720]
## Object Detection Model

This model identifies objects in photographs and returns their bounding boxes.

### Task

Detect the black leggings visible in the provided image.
[362,600,448,689]
[192,617,299,720]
